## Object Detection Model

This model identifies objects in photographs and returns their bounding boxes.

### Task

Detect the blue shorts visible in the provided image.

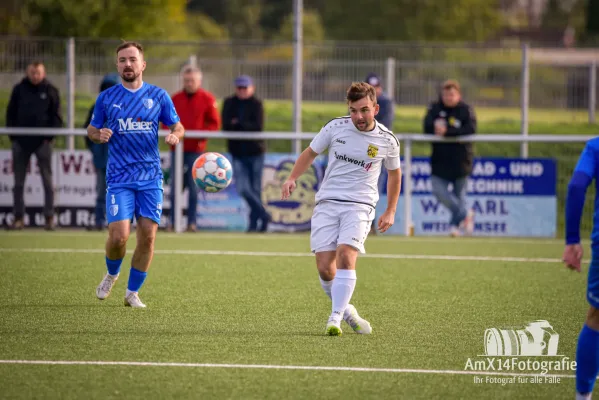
[588,249,599,308]
[106,179,163,225]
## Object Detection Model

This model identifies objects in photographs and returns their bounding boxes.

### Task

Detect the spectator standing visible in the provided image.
[365,73,394,130]
[423,80,477,237]
[84,73,121,231]
[6,61,62,230]
[365,74,395,235]
[168,66,220,232]
[221,75,270,232]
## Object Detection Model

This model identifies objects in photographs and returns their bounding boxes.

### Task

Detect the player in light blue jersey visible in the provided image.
[87,41,184,308]
[564,137,599,400]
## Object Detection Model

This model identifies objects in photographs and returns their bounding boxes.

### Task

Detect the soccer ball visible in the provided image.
[191,152,233,193]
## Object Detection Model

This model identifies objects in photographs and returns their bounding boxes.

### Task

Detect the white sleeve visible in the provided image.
[309,123,334,154]
[384,138,401,170]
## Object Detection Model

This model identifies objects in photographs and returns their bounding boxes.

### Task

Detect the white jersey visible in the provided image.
[309,116,401,208]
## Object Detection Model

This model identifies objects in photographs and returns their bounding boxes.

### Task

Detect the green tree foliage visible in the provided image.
[1,0,197,40]
[587,0,599,35]
[276,10,325,42]
[319,0,504,42]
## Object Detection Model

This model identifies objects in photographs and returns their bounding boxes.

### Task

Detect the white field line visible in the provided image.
[0,247,570,264]
[0,231,565,245]
[0,359,575,379]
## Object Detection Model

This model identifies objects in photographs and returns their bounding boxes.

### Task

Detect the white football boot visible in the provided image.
[96,274,119,300]
[124,292,147,308]
[325,316,343,336]
[344,304,372,334]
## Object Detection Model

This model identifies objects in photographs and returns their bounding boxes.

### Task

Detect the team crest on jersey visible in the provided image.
[109,205,118,216]
[143,98,154,109]
[367,144,378,158]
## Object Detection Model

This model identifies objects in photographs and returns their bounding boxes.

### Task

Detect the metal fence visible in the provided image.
[0,127,594,239]
[0,37,597,111]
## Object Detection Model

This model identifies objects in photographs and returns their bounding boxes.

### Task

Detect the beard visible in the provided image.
[120,69,139,83]
[353,119,369,131]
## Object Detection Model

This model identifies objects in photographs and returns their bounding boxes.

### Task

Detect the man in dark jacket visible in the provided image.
[6,61,63,230]
[365,73,394,130]
[84,73,121,231]
[423,80,477,237]
[222,75,270,232]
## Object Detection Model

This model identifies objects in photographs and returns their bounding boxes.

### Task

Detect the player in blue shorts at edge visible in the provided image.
[87,41,184,308]
[564,137,599,400]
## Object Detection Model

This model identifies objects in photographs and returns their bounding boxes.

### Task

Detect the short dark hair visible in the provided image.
[442,79,460,92]
[116,41,144,56]
[27,61,44,69]
[346,82,377,105]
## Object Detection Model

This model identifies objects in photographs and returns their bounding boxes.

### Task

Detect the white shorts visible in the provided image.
[310,201,375,254]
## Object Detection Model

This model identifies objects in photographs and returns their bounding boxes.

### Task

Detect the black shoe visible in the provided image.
[259,213,272,233]
[6,219,24,231]
[44,216,55,231]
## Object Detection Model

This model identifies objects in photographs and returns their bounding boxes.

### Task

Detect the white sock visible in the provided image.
[321,276,353,320]
[319,277,333,299]
[576,392,592,400]
[331,269,356,323]
[125,289,136,297]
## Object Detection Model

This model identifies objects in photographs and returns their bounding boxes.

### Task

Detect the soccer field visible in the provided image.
[0,230,589,399]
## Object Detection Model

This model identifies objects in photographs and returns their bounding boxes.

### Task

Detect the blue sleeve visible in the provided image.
[160,91,180,127]
[90,92,105,129]
[565,144,596,244]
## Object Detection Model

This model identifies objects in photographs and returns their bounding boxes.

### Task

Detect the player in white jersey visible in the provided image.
[281,82,402,336]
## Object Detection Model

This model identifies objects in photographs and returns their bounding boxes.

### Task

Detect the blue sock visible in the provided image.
[576,324,599,394]
[127,267,147,293]
[105,256,123,276]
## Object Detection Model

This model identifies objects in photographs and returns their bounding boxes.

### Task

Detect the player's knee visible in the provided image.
[108,232,128,249]
[138,233,156,252]
[336,245,357,269]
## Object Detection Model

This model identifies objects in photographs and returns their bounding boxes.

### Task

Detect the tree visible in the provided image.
[319,0,504,42]
[1,0,196,40]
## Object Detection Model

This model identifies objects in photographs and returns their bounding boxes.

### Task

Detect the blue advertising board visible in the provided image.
[168,154,557,237]
[376,157,557,237]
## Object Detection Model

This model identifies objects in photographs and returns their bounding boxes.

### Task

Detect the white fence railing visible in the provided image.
[0,128,595,235]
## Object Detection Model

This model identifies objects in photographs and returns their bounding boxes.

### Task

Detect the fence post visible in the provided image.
[590,60,597,124]
[403,138,413,237]
[291,0,303,155]
[188,55,197,68]
[173,142,184,233]
[520,43,530,159]
[385,57,396,101]
[66,37,75,151]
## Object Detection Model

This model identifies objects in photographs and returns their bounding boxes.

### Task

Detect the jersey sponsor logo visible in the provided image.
[367,144,378,158]
[335,139,346,144]
[142,98,154,109]
[334,151,373,171]
[118,118,153,132]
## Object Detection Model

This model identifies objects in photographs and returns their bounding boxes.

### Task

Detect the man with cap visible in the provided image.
[365,73,394,130]
[221,75,271,233]
[365,73,395,235]
[84,73,121,230]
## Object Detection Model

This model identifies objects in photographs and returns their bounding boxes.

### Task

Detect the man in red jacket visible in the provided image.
[168,66,220,232]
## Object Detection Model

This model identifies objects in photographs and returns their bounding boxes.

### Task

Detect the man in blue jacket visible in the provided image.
[84,73,120,230]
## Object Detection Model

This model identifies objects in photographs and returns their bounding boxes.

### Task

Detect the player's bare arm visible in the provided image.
[87,125,112,144]
[165,122,185,146]
[378,167,402,233]
[281,147,319,200]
